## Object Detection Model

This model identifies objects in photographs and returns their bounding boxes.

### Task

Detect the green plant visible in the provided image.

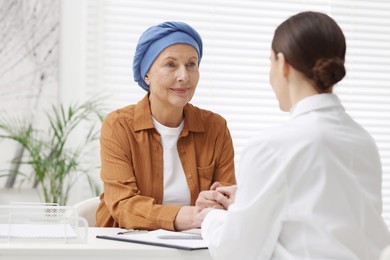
[0,98,105,205]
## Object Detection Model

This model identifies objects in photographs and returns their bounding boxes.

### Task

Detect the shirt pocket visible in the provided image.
[197,161,215,191]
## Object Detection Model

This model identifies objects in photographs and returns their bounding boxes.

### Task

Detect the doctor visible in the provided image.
[197,11,390,259]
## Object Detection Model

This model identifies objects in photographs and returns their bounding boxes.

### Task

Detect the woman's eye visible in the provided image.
[166,62,175,68]
[187,62,197,68]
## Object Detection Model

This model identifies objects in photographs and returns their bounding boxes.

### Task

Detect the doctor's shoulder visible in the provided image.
[237,124,291,159]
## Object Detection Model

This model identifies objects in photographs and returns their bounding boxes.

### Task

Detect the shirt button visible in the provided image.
[188,174,192,179]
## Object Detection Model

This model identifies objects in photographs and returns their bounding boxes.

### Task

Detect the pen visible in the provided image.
[117,229,148,235]
[157,235,203,240]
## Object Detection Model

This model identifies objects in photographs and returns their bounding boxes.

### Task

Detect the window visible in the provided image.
[60,0,390,226]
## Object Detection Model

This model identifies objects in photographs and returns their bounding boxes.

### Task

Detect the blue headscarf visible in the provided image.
[133,21,203,91]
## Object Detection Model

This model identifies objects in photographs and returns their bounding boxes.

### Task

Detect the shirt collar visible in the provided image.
[133,94,154,131]
[290,93,345,118]
[183,103,205,133]
[133,94,205,133]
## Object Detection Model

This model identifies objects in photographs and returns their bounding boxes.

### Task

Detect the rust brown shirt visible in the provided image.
[96,94,236,230]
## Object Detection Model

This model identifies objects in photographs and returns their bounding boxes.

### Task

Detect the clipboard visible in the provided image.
[96,229,208,251]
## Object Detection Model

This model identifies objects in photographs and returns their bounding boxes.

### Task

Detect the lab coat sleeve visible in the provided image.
[202,137,289,260]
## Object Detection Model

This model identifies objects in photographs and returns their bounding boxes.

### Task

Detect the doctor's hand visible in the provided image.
[195,183,236,210]
[215,185,237,209]
[195,181,225,210]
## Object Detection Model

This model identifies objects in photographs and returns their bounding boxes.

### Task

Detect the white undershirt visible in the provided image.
[152,117,191,206]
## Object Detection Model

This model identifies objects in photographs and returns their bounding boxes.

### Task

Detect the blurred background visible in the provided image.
[0,0,389,227]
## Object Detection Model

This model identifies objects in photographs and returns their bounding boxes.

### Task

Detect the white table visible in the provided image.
[0,228,212,260]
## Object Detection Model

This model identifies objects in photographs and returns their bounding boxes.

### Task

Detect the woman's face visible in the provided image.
[269,50,291,112]
[145,44,199,110]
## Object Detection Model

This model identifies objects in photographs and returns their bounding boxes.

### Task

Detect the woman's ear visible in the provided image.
[144,74,150,85]
[277,52,289,77]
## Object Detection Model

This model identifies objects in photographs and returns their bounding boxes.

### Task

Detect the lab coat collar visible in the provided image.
[290,93,344,118]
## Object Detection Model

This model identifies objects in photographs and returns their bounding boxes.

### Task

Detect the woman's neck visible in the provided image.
[288,70,320,109]
[150,102,184,127]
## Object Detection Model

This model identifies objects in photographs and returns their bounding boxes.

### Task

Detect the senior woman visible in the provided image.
[96,21,236,231]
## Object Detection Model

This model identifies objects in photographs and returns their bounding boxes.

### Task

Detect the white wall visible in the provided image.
[0,0,60,189]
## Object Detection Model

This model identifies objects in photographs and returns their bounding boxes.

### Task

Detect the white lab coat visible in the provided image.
[202,94,390,260]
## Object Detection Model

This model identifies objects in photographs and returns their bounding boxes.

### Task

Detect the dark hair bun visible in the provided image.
[312,57,346,89]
